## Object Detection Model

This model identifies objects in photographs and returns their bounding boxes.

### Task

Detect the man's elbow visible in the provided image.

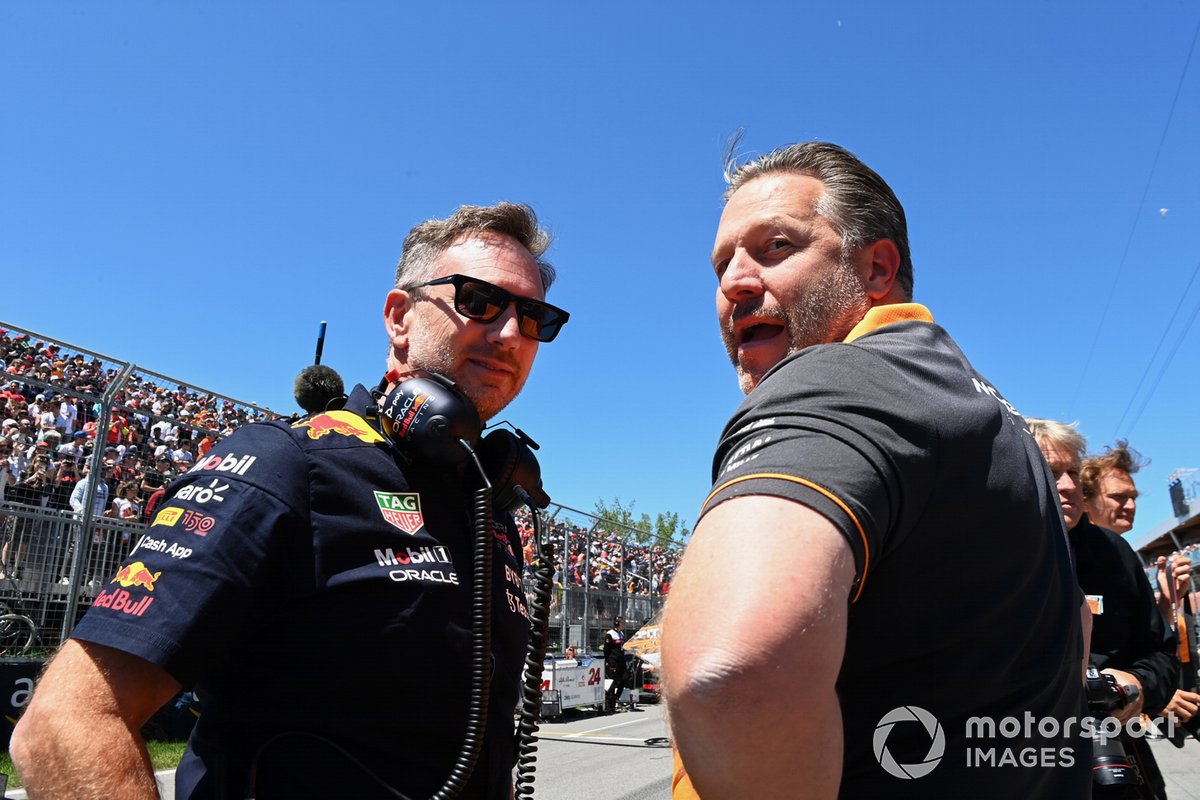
[666,645,780,720]
[11,704,55,783]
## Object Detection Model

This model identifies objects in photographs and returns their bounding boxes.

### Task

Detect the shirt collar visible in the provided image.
[843,303,934,344]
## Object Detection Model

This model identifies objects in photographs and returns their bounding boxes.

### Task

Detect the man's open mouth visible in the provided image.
[740,323,785,345]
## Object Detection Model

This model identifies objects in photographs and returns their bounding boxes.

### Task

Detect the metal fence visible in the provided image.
[533,503,682,655]
[0,502,145,650]
[1,321,684,655]
[0,322,283,649]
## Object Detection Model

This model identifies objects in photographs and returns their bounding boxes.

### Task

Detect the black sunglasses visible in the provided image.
[407,274,569,343]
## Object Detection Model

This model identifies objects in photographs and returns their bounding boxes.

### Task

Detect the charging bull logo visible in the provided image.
[111,561,162,591]
[293,410,384,444]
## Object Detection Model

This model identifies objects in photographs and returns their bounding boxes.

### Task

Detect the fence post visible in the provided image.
[619,540,627,620]
[61,364,135,642]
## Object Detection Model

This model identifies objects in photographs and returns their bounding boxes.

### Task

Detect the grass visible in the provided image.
[0,740,188,790]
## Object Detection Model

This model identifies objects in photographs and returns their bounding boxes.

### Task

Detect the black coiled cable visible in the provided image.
[430,484,494,800]
[514,504,553,798]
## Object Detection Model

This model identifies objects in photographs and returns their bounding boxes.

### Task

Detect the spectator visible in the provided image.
[171,439,195,468]
[0,439,16,504]
[38,399,57,437]
[48,460,78,511]
[109,481,140,521]
[70,462,110,517]
[56,432,86,464]
[140,454,174,501]
[56,398,78,436]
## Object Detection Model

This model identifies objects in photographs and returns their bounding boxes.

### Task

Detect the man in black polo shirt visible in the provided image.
[1030,419,1177,799]
[13,203,570,800]
[664,141,1089,798]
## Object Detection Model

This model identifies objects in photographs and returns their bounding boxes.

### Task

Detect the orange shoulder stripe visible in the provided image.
[701,473,870,603]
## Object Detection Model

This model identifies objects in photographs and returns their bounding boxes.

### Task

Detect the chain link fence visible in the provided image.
[523,504,683,655]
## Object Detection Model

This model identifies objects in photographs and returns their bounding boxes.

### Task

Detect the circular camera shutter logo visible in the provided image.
[873,705,945,779]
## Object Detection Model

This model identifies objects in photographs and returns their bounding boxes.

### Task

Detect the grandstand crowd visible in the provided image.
[0,329,275,529]
[514,510,682,600]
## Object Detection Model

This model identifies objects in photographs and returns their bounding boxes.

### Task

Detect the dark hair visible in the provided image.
[723,138,913,298]
[293,365,345,414]
[1081,441,1147,500]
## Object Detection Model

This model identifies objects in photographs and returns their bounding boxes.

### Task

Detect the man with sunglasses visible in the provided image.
[15,202,568,800]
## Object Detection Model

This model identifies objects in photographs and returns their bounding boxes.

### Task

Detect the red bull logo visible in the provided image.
[293,411,384,444]
[397,394,428,438]
[93,588,153,617]
[111,561,163,591]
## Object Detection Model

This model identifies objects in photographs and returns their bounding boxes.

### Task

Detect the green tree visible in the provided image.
[592,497,691,547]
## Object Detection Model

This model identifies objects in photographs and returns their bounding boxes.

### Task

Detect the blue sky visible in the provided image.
[2,2,1198,540]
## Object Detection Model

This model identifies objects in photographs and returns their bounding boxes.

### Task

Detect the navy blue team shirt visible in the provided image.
[72,384,531,800]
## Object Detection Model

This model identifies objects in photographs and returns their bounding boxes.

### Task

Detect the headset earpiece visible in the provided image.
[378,373,482,466]
[477,428,550,513]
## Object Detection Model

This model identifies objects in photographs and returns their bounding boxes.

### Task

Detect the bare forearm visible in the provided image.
[14,710,158,799]
[11,640,180,800]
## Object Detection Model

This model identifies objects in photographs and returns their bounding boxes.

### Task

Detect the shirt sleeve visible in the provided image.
[701,347,937,599]
[70,423,309,685]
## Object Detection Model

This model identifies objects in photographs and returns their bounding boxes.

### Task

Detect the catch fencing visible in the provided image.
[536,503,681,655]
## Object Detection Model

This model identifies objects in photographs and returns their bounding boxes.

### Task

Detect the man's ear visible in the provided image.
[860,239,902,302]
[383,288,413,352]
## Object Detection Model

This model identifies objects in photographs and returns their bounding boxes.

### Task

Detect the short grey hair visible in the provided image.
[1026,418,1087,468]
[723,138,913,299]
[394,202,555,291]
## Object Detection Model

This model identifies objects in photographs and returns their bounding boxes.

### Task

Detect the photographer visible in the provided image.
[1031,419,1177,799]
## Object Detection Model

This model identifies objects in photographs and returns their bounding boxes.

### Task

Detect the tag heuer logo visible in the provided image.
[373,491,424,535]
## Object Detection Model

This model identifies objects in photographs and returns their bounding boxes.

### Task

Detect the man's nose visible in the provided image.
[719,250,764,302]
[485,306,524,348]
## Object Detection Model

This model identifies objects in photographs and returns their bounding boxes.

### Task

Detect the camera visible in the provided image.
[1085,664,1142,788]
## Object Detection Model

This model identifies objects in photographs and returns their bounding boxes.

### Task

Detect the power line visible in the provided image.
[1113,255,1200,436]
[1068,15,1200,414]
[1121,260,1200,438]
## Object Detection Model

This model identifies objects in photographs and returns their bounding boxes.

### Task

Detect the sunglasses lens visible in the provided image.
[456,280,506,321]
[518,302,567,342]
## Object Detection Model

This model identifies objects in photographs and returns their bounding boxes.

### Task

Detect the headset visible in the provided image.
[245,371,553,800]
[371,370,549,512]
